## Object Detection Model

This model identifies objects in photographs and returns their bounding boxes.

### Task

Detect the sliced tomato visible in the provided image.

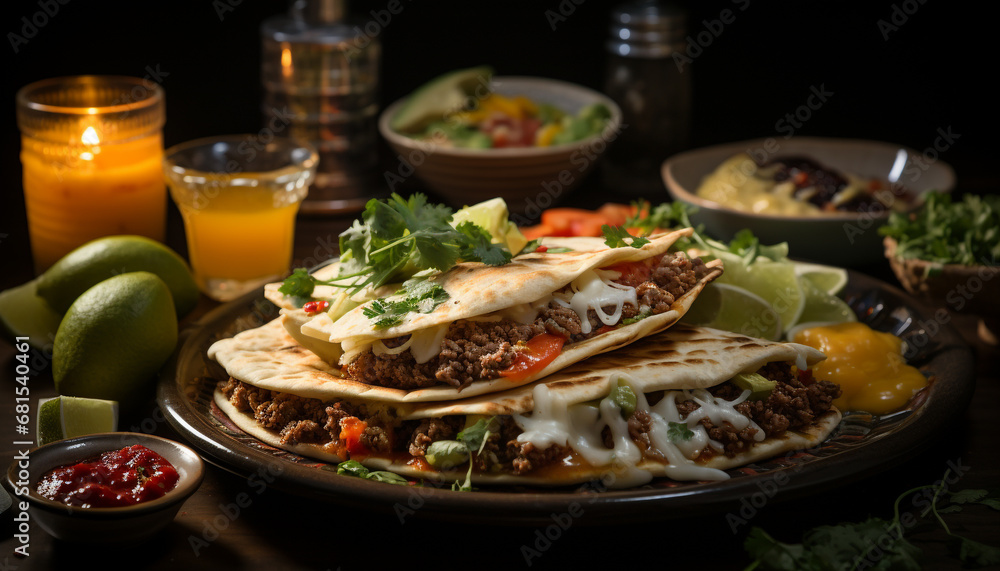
[596,203,635,226]
[602,260,651,287]
[500,333,566,382]
[339,416,369,457]
[541,208,609,237]
[519,223,566,239]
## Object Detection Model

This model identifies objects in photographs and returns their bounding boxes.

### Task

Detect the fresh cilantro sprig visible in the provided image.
[278,193,513,300]
[743,469,1000,570]
[602,224,650,249]
[362,278,450,329]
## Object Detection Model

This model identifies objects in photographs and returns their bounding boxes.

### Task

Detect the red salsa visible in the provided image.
[36,444,180,508]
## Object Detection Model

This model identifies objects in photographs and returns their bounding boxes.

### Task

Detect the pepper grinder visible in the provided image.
[602,0,691,197]
[261,0,382,215]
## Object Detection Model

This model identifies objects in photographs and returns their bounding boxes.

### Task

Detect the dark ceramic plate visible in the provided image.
[157,270,975,525]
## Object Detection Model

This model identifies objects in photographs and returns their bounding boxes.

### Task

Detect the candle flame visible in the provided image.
[281,47,292,78]
[81,126,101,145]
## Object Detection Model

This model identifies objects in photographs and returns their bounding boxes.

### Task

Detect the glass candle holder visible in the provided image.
[163,135,318,301]
[16,75,167,273]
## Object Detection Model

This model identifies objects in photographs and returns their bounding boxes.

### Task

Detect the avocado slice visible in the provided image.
[390,66,494,134]
[730,372,776,401]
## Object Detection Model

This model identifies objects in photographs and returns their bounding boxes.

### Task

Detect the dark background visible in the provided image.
[1,0,995,263]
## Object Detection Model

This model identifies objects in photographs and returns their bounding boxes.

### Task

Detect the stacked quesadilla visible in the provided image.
[207,214,842,488]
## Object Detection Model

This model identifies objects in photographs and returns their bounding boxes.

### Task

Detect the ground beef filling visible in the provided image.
[617,363,842,459]
[218,378,566,476]
[346,252,712,390]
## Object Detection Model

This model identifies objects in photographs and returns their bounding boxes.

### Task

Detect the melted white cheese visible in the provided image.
[554,269,638,334]
[353,322,451,365]
[514,373,767,487]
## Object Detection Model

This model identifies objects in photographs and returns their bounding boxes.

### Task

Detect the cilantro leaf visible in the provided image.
[625,200,692,235]
[667,421,694,442]
[948,489,989,505]
[278,268,317,298]
[602,224,650,249]
[455,221,512,266]
[361,279,450,329]
[278,193,515,305]
[958,538,1000,567]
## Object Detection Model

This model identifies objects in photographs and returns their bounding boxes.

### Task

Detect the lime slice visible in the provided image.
[682,283,783,341]
[37,396,119,446]
[795,277,857,327]
[794,262,849,296]
[452,197,528,254]
[0,279,62,352]
[713,252,804,333]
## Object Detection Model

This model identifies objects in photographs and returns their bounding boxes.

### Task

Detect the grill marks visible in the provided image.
[345,252,713,390]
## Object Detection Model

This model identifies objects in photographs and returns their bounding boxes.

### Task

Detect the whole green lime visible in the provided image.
[53,271,178,410]
[36,235,199,318]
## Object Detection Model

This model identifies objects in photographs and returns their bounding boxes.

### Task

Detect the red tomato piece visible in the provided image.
[339,417,369,457]
[500,334,566,382]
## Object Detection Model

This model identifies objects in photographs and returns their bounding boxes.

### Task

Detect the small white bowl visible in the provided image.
[4,432,204,543]
[379,76,622,218]
[662,137,955,265]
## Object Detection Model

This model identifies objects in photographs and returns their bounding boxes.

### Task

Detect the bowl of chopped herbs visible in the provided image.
[880,191,1000,321]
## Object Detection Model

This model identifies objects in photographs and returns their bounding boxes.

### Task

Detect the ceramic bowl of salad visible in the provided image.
[379,66,622,217]
[662,137,955,266]
[4,432,204,543]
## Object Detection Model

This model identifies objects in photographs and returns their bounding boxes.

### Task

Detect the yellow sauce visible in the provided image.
[792,322,927,414]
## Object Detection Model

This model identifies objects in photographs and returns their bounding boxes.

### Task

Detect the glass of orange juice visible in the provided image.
[163,135,318,301]
[16,76,167,273]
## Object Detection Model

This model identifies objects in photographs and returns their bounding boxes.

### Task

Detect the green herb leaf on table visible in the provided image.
[743,470,1000,570]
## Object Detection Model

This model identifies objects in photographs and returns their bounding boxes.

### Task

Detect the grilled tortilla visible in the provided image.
[211,323,841,488]
[246,229,723,400]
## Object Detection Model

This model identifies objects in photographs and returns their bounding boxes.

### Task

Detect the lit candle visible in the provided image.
[16,76,167,273]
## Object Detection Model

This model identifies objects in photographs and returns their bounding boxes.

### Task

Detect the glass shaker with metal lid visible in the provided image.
[261,0,381,214]
[602,0,691,197]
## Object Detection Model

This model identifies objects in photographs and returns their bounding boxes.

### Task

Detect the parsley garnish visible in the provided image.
[279,193,513,301]
[743,469,1000,570]
[602,224,650,249]
[667,421,694,442]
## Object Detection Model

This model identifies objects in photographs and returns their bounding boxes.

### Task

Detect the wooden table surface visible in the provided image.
[1,180,998,571]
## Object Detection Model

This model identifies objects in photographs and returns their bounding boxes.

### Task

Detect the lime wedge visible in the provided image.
[794,262,849,296]
[682,283,783,341]
[452,197,528,255]
[713,252,804,334]
[795,277,857,327]
[37,396,119,446]
[0,279,62,352]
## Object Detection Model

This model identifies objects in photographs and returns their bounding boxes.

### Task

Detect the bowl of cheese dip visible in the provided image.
[662,137,955,266]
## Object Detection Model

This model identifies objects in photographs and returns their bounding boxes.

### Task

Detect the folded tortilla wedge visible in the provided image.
[247,229,723,402]
[211,322,841,488]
